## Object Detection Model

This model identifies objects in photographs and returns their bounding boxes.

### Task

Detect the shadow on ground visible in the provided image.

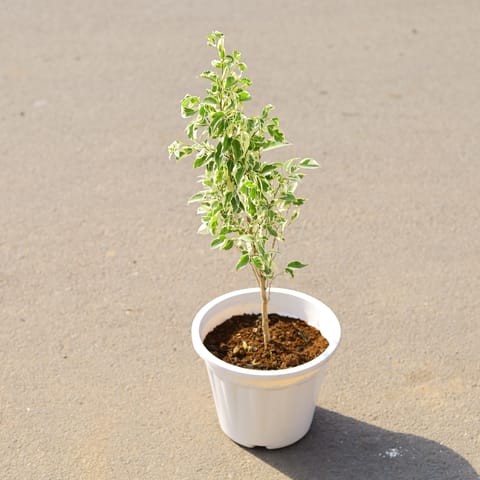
[248,408,479,480]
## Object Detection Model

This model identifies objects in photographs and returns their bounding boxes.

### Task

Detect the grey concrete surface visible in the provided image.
[1,1,479,478]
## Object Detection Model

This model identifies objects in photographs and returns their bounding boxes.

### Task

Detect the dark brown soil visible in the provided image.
[203,313,329,370]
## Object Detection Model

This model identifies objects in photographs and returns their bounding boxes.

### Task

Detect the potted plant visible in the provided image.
[169,31,341,449]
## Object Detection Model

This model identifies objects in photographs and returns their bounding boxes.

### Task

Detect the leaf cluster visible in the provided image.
[169,31,319,284]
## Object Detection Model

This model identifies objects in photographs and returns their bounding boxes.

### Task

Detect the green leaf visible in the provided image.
[200,70,217,81]
[188,192,205,203]
[231,139,242,161]
[262,141,289,153]
[226,158,234,177]
[287,261,307,269]
[170,143,193,160]
[214,141,222,163]
[211,236,225,249]
[223,136,232,152]
[290,211,300,222]
[285,267,294,278]
[280,192,297,204]
[226,76,237,88]
[234,165,245,185]
[252,256,263,270]
[223,239,234,250]
[207,31,224,47]
[262,104,274,118]
[259,177,270,191]
[284,158,298,172]
[181,95,200,118]
[209,215,218,235]
[267,226,279,237]
[247,198,256,215]
[236,254,250,271]
[260,163,279,174]
[239,131,250,154]
[217,37,225,59]
[238,91,251,102]
[268,124,285,142]
[238,234,254,244]
[209,112,225,136]
[193,153,209,168]
[181,107,196,118]
[299,158,320,169]
[203,96,217,105]
[186,123,196,140]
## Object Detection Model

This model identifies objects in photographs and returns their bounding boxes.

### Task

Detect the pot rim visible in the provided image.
[192,287,341,380]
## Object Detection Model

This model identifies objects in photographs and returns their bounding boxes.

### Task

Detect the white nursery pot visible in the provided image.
[192,288,341,449]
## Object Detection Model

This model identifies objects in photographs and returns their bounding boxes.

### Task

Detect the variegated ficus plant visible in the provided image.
[169,31,318,349]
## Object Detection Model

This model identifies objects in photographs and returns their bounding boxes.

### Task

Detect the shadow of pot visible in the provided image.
[248,408,479,480]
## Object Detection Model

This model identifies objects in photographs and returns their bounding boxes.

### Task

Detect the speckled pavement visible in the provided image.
[1,1,479,478]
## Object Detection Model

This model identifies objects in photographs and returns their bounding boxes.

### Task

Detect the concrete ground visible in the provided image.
[1,1,479,478]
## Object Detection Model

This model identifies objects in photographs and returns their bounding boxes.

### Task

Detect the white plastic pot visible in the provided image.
[192,287,341,449]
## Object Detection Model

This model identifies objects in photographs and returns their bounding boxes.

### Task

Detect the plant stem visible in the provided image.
[258,272,271,348]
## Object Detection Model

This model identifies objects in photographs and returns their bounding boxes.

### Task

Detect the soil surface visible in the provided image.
[203,313,329,370]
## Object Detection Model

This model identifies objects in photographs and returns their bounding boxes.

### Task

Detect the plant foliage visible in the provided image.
[169,31,318,347]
